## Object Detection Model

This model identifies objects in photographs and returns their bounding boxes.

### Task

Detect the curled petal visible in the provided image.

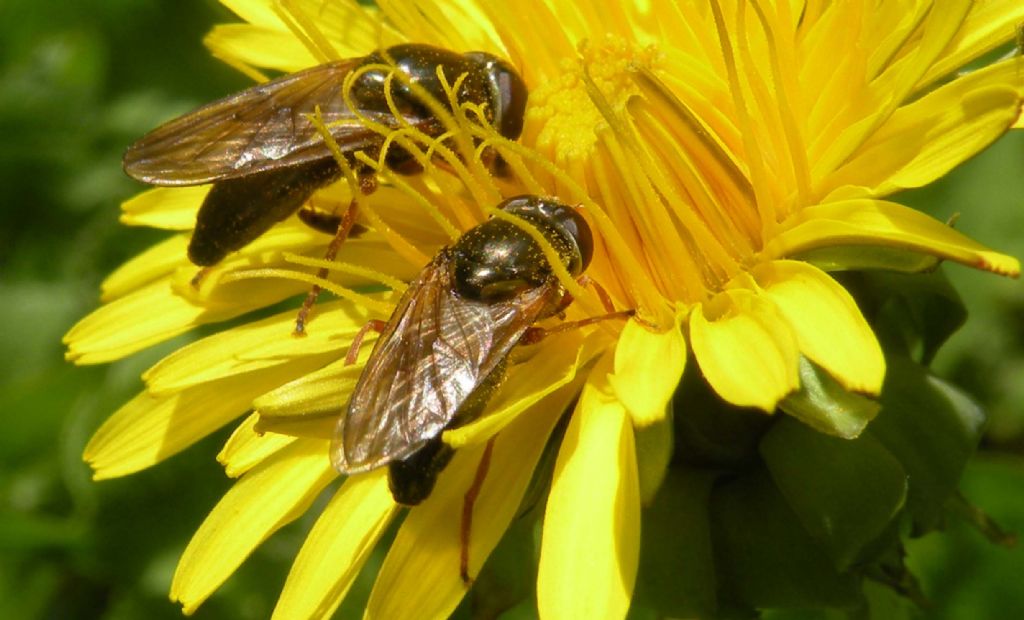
[689,288,800,412]
[752,261,884,395]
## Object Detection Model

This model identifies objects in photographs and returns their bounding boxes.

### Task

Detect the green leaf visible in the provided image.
[760,418,907,571]
[459,512,537,619]
[710,469,864,611]
[868,355,986,531]
[780,356,881,439]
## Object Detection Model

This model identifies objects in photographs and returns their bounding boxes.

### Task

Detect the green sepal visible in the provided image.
[796,245,942,275]
[632,469,719,618]
[710,469,864,611]
[868,355,986,532]
[673,363,772,468]
[634,406,674,505]
[839,269,966,365]
[779,356,881,439]
[760,418,907,571]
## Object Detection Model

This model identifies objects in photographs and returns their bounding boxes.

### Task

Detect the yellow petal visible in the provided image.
[689,288,800,412]
[143,300,366,394]
[273,470,396,620]
[377,0,501,53]
[920,1,1024,87]
[205,24,318,73]
[209,1,401,73]
[120,187,207,230]
[768,199,1021,278]
[824,66,1021,196]
[752,261,884,395]
[64,276,296,365]
[65,280,207,365]
[366,384,577,619]
[84,363,316,479]
[609,317,685,426]
[171,439,336,614]
[101,234,189,302]
[254,414,336,442]
[218,414,297,478]
[813,1,972,176]
[868,0,970,101]
[219,0,284,28]
[537,354,640,620]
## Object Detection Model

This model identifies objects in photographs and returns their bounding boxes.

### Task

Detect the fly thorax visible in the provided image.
[351,44,493,124]
[450,216,577,303]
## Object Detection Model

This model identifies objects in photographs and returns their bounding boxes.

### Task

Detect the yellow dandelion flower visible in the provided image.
[65,0,1023,618]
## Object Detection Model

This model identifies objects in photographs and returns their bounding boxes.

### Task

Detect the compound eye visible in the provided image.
[496,196,593,275]
[465,52,527,140]
[553,206,593,274]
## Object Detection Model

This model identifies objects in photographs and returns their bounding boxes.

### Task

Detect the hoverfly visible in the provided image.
[331,195,624,506]
[123,44,528,268]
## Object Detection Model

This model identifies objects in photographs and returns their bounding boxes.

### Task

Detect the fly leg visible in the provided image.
[550,275,621,322]
[460,436,496,586]
[343,319,387,365]
[578,275,618,314]
[519,309,635,345]
[293,173,377,336]
[190,267,212,289]
[522,277,634,345]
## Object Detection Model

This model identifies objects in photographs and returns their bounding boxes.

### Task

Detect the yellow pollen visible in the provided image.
[528,37,660,162]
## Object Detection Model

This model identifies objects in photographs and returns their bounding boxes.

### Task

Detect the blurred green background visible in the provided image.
[0,1,1022,618]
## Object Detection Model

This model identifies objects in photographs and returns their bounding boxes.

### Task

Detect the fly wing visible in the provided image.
[124,60,415,185]
[331,253,563,474]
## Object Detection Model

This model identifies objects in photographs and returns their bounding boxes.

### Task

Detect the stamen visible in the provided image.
[351,153,433,266]
[462,122,547,196]
[629,74,757,261]
[374,61,503,213]
[307,107,430,267]
[366,167,461,243]
[710,0,776,245]
[749,0,812,213]
[282,253,409,293]
[595,129,709,302]
[221,268,394,315]
[434,66,502,207]
[580,66,737,296]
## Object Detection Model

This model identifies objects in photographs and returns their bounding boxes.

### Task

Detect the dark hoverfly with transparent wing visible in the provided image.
[123,44,527,267]
[331,196,595,505]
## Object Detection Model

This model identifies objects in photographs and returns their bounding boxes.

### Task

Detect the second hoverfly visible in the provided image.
[123,44,527,267]
[331,195,629,506]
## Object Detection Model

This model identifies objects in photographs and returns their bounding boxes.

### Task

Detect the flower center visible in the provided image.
[527,37,660,163]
